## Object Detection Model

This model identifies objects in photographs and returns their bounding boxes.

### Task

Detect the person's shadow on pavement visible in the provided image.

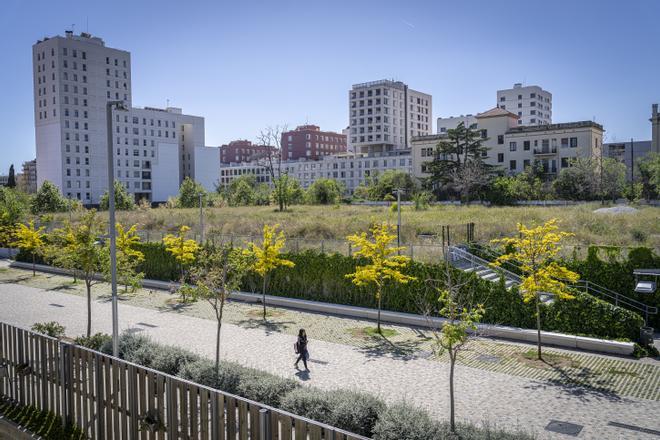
[295,369,310,381]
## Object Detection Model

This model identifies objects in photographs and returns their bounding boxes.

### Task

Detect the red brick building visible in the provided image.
[219,140,275,164]
[281,125,347,160]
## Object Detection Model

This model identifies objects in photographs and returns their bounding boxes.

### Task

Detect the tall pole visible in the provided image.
[199,193,204,243]
[106,101,123,357]
[630,138,634,183]
[396,189,401,254]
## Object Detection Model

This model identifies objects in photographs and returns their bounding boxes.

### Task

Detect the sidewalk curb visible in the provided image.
[8,260,635,356]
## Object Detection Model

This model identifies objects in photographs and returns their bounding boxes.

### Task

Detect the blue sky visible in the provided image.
[1,0,659,172]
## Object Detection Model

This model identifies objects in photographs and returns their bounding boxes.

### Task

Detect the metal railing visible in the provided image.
[0,322,368,440]
[447,245,522,284]
[464,244,658,323]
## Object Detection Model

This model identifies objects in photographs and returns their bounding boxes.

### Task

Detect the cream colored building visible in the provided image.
[348,80,431,154]
[652,103,660,154]
[412,107,603,179]
[496,83,552,126]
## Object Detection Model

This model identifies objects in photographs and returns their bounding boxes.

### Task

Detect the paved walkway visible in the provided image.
[0,281,659,439]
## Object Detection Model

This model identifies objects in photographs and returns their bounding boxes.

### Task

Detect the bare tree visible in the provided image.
[450,159,491,203]
[256,125,291,211]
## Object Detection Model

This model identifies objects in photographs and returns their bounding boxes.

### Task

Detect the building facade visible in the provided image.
[33,31,214,204]
[496,83,552,126]
[604,140,653,181]
[219,140,275,164]
[281,125,347,160]
[348,80,431,154]
[219,150,412,194]
[436,115,477,134]
[412,107,602,179]
[19,160,38,193]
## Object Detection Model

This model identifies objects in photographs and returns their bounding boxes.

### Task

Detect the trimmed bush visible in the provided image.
[74,332,112,350]
[235,368,299,407]
[179,359,242,394]
[372,403,442,440]
[31,321,65,338]
[281,388,384,437]
[150,345,199,375]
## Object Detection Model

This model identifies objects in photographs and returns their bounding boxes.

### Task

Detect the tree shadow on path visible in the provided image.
[355,332,431,361]
[234,317,296,336]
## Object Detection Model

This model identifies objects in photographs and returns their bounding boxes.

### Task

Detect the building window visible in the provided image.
[497,135,504,145]
[497,153,504,163]
[510,160,517,171]
[509,142,517,151]
[523,140,530,151]
[570,137,578,148]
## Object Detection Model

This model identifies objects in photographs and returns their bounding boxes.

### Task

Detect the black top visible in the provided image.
[297,336,308,352]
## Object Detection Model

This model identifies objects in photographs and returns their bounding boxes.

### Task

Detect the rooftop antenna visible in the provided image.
[86,17,89,33]
[166,99,170,108]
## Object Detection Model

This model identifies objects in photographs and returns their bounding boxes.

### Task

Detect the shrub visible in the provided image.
[372,403,442,440]
[150,345,199,375]
[281,388,384,437]
[74,333,111,350]
[236,368,299,406]
[31,321,65,338]
[179,359,241,394]
[0,400,84,440]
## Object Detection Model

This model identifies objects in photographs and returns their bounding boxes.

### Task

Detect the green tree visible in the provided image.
[189,246,249,373]
[31,181,69,214]
[99,181,136,211]
[412,191,433,210]
[163,225,200,302]
[64,210,107,337]
[7,164,16,188]
[492,219,579,360]
[104,223,144,292]
[426,269,484,434]
[424,122,492,198]
[245,224,295,320]
[305,178,343,204]
[46,221,79,282]
[600,158,627,202]
[178,177,207,208]
[553,158,598,200]
[490,165,546,204]
[362,170,418,201]
[346,223,416,333]
[0,187,29,246]
[636,153,660,200]
[12,220,46,276]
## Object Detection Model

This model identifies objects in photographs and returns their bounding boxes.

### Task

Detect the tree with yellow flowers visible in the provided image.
[13,220,46,276]
[245,224,295,320]
[491,219,579,360]
[163,225,200,302]
[105,223,144,293]
[346,222,416,334]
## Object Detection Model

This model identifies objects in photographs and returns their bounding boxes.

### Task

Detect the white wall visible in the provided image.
[151,142,179,202]
[194,146,220,191]
[35,122,63,189]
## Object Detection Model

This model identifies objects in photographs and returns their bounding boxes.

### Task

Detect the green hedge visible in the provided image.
[126,243,643,341]
[0,399,84,439]
[564,246,660,327]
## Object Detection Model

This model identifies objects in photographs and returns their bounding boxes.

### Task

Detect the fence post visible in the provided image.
[259,408,271,440]
[95,355,105,440]
[410,244,414,261]
[166,376,176,439]
[58,341,68,428]
[321,241,324,254]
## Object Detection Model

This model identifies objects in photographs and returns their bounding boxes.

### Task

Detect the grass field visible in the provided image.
[53,202,660,249]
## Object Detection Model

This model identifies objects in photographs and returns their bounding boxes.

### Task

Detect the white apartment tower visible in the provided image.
[32,31,208,204]
[349,80,432,154]
[496,83,552,126]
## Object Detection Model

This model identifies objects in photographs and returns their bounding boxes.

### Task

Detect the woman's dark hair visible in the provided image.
[298,329,306,338]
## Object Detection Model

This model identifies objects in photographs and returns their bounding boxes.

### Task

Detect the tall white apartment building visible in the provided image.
[436,114,477,134]
[349,80,431,154]
[33,31,213,204]
[496,83,552,126]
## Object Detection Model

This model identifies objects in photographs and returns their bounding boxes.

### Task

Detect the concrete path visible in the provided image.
[0,282,658,439]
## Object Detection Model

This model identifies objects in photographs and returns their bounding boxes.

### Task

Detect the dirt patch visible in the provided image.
[246,308,286,319]
[516,350,581,369]
[348,327,399,339]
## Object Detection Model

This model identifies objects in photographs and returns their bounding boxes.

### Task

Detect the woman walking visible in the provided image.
[294,329,309,371]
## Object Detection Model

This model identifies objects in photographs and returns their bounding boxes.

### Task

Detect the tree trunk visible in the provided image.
[449,351,456,433]
[86,279,92,337]
[262,275,267,320]
[536,296,542,360]
[32,253,36,277]
[376,286,382,334]
[215,319,222,374]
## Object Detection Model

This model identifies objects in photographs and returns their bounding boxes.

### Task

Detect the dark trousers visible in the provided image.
[295,349,309,369]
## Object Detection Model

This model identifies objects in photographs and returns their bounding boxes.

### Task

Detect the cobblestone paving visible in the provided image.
[1,267,660,439]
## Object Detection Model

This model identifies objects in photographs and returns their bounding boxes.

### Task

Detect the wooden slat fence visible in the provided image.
[0,322,369,440]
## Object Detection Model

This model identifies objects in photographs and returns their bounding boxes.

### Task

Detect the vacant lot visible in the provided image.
[54,203,660,249]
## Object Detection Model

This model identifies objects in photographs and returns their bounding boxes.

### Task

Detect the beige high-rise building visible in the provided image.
[497,83,552,126]
[348,80,431,154]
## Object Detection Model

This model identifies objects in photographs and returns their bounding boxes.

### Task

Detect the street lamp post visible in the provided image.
[199,193,204,243]
[394,188,402,254]
[106,100,127,357]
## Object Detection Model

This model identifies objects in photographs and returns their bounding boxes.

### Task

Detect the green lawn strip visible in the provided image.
[0,398,84,439]
[1,266,658,400]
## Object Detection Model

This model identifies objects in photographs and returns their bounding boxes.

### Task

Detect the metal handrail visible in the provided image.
[466,243,657,320]
[448,245,522,283]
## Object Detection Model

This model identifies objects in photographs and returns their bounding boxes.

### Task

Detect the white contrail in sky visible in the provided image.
[402,19,415,28]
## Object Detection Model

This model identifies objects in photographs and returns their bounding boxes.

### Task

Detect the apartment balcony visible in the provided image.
[533,146,557,156]
[141,171,151,180]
